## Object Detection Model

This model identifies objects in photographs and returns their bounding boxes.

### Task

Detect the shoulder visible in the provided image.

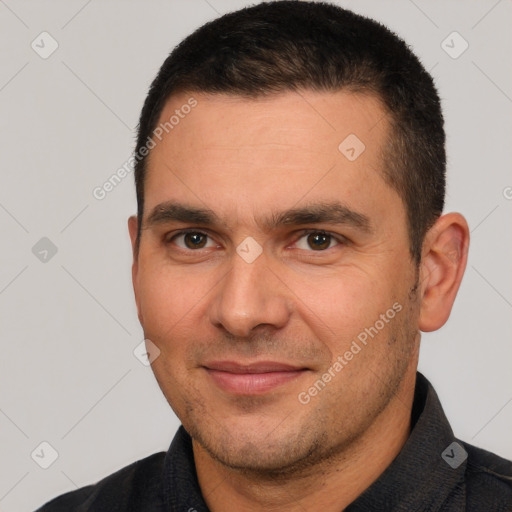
[36,451,166,511]
[461,440,512,511]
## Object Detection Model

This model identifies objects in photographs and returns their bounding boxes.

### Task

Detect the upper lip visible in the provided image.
[203,361,307,373]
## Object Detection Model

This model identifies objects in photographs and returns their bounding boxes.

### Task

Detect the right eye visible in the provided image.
[166,230,219,251]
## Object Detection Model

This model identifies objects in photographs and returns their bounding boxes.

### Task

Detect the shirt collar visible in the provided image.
[346,372,466,511]
[163,423,209,511]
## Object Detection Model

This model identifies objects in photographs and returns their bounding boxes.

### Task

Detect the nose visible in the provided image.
[208,248,292,338]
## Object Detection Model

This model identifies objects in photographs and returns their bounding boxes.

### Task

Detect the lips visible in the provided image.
[203,361,308,395]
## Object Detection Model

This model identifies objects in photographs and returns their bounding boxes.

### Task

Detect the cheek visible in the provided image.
[290,268,394,344]
[137,267,206,401]
[137,265,206,345]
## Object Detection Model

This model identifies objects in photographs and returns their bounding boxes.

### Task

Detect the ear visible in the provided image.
[418,212,470,332]
[128,215,144,325]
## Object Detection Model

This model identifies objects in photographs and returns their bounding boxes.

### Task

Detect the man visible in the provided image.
[38,1,512,510]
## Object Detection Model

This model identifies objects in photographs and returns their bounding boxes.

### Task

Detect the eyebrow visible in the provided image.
[144,201,372,233]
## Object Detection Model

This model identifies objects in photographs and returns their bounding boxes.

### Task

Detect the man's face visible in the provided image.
[129,90,421,473]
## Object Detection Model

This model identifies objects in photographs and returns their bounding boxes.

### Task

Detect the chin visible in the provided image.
[209,438,318,475]
[189,413,330,476]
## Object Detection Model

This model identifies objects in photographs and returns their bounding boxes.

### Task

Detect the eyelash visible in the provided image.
[165,228,347,252]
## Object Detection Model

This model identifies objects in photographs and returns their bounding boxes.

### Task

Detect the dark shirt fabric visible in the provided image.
[37,372,512,511]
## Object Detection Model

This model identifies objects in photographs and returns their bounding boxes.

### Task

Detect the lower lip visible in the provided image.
[205,369,306,395]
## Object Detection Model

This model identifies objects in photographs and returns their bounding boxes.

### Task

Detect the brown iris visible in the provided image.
[307,232,330,250]
[184,232,208,249]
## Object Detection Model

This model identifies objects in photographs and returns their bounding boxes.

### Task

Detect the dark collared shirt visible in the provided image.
[37,373,512,511]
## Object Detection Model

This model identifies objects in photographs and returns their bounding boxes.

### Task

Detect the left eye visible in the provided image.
[294,231,342,251]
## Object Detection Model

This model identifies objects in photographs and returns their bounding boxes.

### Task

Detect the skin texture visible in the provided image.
[128,90,469,511]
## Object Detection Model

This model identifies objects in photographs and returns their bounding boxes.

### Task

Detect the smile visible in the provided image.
[203,361,309,395]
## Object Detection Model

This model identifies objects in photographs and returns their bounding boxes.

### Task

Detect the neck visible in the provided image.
[194,369,417,512]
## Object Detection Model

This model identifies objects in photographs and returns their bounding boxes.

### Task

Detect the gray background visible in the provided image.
[0,0,511,510]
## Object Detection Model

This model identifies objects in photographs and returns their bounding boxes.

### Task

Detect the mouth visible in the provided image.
[203,361,309,395]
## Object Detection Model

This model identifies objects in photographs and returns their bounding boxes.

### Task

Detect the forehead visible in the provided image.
[151,89,388,155]
[143,89,398,226]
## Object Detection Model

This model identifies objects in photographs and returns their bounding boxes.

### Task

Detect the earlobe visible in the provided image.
[418,213,470,332]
